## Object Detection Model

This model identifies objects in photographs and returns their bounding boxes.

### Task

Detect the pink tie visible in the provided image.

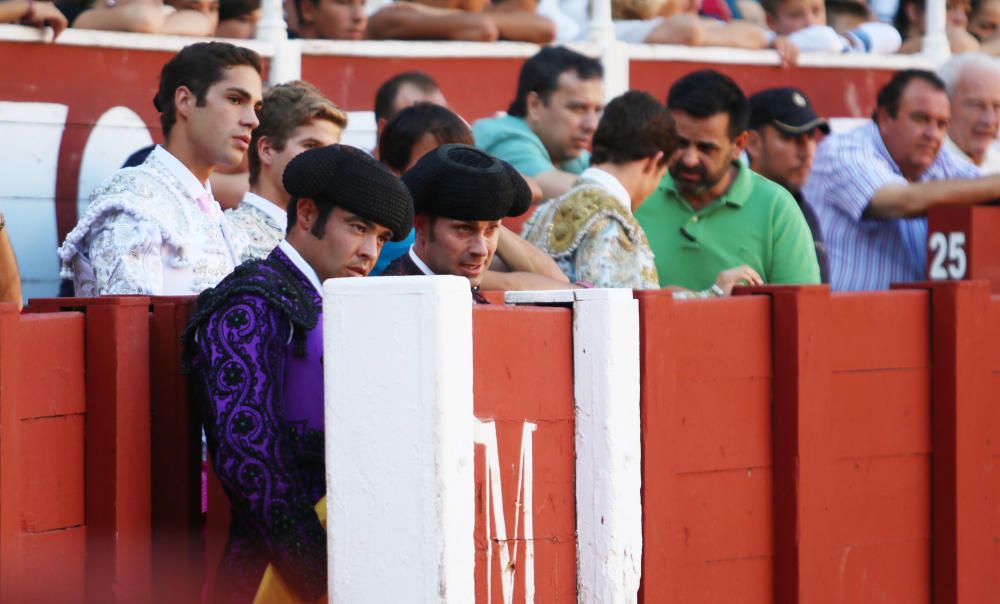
[195,193,215,215]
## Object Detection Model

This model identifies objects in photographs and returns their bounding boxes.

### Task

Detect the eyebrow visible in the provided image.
[347,215,392,237]
[226,87,252,101]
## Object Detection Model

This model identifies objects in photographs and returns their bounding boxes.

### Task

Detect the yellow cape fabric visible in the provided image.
[252,497,328,604]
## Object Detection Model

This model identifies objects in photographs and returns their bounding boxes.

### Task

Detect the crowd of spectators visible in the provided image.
[5,0,1000,56]
[2,40,988,311]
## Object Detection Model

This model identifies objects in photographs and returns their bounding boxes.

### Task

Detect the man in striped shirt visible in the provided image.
[803,69,1000,291]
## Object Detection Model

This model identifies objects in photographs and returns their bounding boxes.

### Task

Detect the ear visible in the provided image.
[874,106,893,136]
[413,214,429,244]
[765,12,776,30]
[257,136,275,168]
[295,197,319,232]
[174,85,196,122]
[731,131,749,158]
[745,129,763,164]
[642,151,664,175]
[525,91,543,122]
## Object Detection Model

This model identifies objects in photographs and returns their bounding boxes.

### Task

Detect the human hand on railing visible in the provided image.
[22,0,68,38]
[714,264,763,295]
[770,34,799,67]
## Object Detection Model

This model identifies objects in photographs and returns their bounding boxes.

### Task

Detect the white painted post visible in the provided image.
[505,288,643,603]
[323,275,475,603]
[572,288,642,603]
[255,0,302,84]
[922,0,950,63]
[585,0,630,102]
[587,0,615,45]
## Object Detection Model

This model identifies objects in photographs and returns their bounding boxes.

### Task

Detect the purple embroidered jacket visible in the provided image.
[185,246,326,603]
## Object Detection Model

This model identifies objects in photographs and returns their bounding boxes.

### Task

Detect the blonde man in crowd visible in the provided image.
[228,81,347,260]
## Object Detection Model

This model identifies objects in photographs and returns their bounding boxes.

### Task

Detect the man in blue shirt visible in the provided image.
[473,46,604,200]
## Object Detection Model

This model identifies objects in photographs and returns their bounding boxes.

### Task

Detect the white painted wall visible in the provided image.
[77,106,154,219]
[0,101,68,301]
[323,275,475,603]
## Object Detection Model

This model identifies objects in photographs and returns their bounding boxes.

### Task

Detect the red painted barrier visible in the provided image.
[28,296,155,603]
[752,286,933,603]
[10,280,1000,603]
[0,303,87,603]
[472,305,576,603]
[636,283,1000,603]
[636,291,775,603]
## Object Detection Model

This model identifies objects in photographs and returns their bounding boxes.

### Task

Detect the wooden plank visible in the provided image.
[659,557,772,604]
[18,415,86,533]
[830,370,931,459]
[828,291,929,372]
[82,297,153,604]
[638,290,775,604]
[148,297,203,604]
[830,456,931,544]
[896,281,994,603]
[669,378,772,473]
[828,540,931,604]
[16,313,85,417]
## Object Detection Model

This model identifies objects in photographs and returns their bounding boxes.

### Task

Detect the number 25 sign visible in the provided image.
[928,231,968,280]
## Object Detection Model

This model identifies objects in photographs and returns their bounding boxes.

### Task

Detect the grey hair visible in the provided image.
[938,52,1000,96]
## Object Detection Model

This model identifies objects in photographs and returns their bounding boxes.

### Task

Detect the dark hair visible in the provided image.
[374,71,442,123]
[666,69,748,138]
[378,103,473,173]
[154,42,262,138]
[248,81,347,184]
[893,0,920,35]
[760,0,781,16]
[591,91,675,166]
[826,0,872,21]
[507,46,603,117]
[873,69,946,121]
[219,0,260,21]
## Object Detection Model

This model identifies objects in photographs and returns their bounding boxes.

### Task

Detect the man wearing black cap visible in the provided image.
[746,87,830,283]
[382,144,533,303]
[184,144,413,604]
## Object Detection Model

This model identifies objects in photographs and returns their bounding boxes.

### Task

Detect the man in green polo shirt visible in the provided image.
[636,69,820,290]
[473,46,604,201]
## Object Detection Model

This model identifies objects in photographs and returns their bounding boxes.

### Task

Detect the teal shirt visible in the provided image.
[635,163,821,290]
[472,114,589,177]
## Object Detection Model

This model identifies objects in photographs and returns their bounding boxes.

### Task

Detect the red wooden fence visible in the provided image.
[5,279,1000,602]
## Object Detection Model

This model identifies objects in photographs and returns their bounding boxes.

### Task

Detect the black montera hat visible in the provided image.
[402,144,532,221]
[283,144,414,241]
[748,87,830,135]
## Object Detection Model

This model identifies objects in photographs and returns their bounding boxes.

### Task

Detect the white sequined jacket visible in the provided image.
[226,192,287,263]
[58,149,248,296]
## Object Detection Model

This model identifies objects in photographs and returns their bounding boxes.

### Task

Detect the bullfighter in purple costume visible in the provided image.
[382,144,532,304]
[184,144,413,603]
